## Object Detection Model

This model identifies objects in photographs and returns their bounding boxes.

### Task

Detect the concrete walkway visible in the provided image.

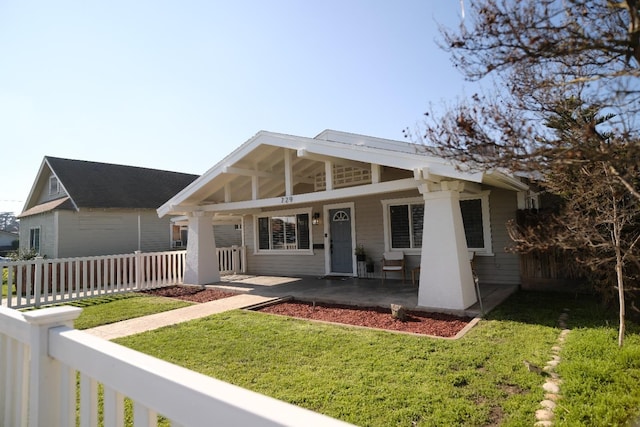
[84,294,278,340]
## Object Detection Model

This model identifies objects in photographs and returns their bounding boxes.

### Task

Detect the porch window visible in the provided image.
[29,227,41,254]
[255,209,311,253]
[382,192,493,254]
[388,203,424,249]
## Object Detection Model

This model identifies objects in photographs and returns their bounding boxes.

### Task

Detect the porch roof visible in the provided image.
[158,130,528,217]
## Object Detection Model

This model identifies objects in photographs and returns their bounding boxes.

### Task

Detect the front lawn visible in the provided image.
[114,291,640,426]
[67,293,193,330]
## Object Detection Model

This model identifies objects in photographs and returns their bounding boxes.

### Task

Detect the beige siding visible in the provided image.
[473,189,521,285]
[36,172,68,205]
[56,209,173,258]
[19,213,57,258]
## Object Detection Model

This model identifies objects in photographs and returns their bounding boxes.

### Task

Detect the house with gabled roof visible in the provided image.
[159,129,529,311]
[18,156,199,258]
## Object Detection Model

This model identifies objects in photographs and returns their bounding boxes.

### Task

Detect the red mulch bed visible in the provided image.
[140,285,238,303]
[142,286,472,337]
[257,301,472,338]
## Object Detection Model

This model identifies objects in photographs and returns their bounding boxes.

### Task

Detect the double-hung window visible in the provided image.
[254,208,312,253]
[29,227,41,254]
[382,192,493,254]
[49,176,59,195]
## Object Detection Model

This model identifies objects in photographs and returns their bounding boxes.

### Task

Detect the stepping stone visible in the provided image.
[536,409,554,421]
[543,381,560,394]
[534,422,553,427]
[541,399,557,410]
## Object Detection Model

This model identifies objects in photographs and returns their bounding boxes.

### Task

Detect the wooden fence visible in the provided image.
[0,305,353,427]
[1,247,246,309]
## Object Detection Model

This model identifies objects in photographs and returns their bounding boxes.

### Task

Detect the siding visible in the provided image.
[242,203,326,276]
[57,209,173,258]
[473,189,521,285]
[19,213,57,258]
[36,172,68,204]
[239,187,520,285]
[213,225,242,247]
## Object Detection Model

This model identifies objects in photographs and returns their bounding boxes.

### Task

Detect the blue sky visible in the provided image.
[0,1,476,215]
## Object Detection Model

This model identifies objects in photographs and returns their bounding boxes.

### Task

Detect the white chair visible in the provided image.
[381,251,405,283]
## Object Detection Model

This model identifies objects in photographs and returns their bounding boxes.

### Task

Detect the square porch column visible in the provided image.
[184,211,220,285]
[417,184,477,310]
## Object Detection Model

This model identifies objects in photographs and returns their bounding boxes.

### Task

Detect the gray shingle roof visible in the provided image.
[46,156,199,209]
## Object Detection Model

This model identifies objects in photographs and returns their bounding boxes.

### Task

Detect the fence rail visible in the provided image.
[1,247,246,309]
[0,305,352,427]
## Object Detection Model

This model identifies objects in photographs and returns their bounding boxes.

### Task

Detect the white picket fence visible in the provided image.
[0,305,353,427]
[1,247,246,309]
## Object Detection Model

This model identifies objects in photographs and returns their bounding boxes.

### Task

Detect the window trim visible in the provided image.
[381,197,424,255]
[252,207,313,255]
[49,176,60,195]
[460,191,493,255]
[29,227,41,254]
[381,191,493,256]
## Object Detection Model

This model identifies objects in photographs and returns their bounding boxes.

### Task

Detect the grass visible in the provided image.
[1,267,13,297]
[110,291,640,426]
[65,293,193,330]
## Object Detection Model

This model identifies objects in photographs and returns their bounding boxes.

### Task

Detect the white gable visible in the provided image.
[158,130,527,217]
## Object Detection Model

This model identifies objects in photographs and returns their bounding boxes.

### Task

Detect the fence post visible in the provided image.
[22,306,82,427]
[134,251,142,290]
[231,246,239,274]
[34,257,43,308]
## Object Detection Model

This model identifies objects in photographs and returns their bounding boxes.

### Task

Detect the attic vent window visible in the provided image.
[314,165,371,191]
[49,176,60,195]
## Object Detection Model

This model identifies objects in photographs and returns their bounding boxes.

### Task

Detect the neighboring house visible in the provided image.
[158,129,530,311]
[18,157,199,258]
[0,230,18,247]
[0,230,18,255]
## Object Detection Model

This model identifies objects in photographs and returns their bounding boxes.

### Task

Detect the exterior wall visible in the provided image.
[36,171,67,205]
[473,188,521,285]
[240,186,520,285]
[18,213,57,257]
[56,209,174,258]
[242,203,326,276]
[213,224,242,247]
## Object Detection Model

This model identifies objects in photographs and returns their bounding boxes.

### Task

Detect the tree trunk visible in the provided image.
[615,251,626,347]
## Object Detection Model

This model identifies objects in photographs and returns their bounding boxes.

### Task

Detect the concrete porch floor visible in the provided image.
[210,275,519,318]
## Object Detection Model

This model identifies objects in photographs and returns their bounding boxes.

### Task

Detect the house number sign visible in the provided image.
[281,196,294,204]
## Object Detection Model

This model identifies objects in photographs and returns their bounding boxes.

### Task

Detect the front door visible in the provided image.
[329,207,353,274]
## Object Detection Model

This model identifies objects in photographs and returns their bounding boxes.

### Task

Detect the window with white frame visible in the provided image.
[382,192,493,254]
[49,176,60,195]
[254,209,312,253]
[29,227,41,254]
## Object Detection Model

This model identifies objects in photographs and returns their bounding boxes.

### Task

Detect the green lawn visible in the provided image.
[66,293,193,330]
[113,291,640,426]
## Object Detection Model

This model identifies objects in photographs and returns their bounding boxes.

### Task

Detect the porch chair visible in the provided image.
[381,251,405,284]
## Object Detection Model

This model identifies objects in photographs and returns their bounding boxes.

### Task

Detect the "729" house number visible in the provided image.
[281,196,294,204]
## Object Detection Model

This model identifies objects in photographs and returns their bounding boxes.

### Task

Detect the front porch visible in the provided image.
[210,275,518,318]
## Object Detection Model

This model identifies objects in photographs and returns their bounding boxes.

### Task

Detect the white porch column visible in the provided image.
[417,183,477,310]
[184,212,220,285]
